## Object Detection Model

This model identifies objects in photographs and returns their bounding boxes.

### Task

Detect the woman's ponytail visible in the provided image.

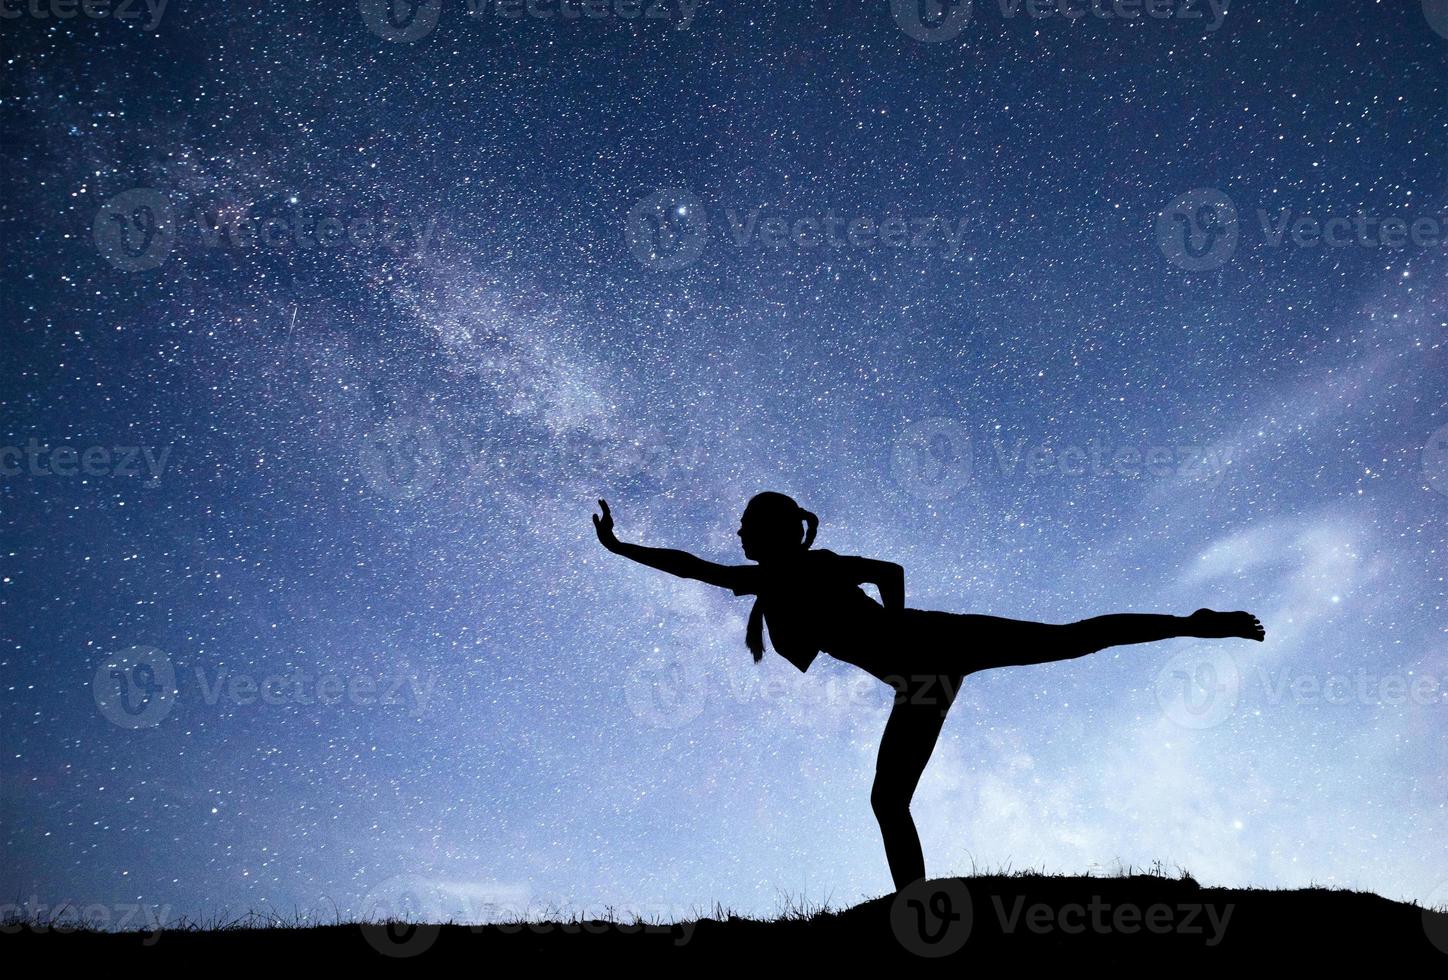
[746,602,767,663]
[800,509,819,550]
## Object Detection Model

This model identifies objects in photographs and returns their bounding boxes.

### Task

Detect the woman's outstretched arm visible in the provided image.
[592,499,752,592]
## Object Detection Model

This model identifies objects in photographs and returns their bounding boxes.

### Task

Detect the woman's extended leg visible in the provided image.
[958,608,1264,671]
[871,672,963,891]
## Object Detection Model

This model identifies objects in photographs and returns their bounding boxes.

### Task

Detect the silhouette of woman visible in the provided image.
[592,492,1264,891]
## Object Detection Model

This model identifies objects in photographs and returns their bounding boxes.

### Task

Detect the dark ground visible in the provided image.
[6,872,1445,967]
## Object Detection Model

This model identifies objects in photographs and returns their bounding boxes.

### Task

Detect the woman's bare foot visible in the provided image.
[1189,608,1265,641]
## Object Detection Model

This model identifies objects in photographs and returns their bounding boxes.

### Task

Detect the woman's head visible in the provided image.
[740,492,820,662]
[738,491,818,563]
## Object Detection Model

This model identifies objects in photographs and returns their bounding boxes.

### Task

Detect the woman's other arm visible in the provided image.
[835,554,905,612]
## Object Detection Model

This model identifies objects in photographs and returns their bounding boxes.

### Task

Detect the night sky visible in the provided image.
[2,0,1445,927]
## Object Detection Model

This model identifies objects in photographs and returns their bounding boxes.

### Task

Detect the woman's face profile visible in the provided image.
[737,512,761,561]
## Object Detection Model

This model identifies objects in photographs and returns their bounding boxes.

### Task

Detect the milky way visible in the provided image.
[1,1,1445,926]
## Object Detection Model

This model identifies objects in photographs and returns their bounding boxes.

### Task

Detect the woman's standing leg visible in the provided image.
[871,672,963,891]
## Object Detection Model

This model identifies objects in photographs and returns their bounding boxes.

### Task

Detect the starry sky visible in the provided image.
[1,0,1445,927]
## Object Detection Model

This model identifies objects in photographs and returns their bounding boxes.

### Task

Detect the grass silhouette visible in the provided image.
[5,865,1445,966]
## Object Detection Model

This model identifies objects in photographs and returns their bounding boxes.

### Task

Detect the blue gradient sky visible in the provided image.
[1,0,1445,925]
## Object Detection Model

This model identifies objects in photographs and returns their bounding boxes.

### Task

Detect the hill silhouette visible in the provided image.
[7,871,1445,967]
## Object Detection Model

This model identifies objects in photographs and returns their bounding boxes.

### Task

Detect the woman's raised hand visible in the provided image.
[592,498,620,552]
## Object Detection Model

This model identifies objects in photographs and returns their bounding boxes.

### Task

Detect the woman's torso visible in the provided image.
[751,550,952,677]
